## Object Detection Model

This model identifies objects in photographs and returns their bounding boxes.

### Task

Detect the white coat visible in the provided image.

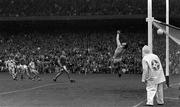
[142,53,166,105]
[142,53,165,84]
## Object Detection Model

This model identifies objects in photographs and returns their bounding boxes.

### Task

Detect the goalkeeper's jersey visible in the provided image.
[113,46,123,59]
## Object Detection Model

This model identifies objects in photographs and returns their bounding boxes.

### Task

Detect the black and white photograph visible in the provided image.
[0,0,179,107]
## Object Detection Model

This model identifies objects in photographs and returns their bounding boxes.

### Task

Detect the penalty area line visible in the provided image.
[0,82,65,96]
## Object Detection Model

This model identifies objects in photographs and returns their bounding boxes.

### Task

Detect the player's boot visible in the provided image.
[28,77,32,80]
[37,77,41,81]
[118,73,121,78]
[13,77,17,80]
[70,79,75,83]
[53,78,56,82]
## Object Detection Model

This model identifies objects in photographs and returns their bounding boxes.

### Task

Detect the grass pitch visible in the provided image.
[0,72,179,107]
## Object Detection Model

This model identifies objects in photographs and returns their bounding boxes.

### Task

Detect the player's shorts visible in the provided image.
[56,65,69,73]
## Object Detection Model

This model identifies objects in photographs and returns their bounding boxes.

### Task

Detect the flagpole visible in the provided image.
[166,0,170,87]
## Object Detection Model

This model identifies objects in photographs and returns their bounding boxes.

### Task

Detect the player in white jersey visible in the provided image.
[16,64,31,80]
[112,30,127,77]
[29,59,41,81]
[142,45,166,106]
[6,59,17,80]
[5,59,12,73]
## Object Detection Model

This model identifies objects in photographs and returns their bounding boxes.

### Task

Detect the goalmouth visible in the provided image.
[147,0,170,87]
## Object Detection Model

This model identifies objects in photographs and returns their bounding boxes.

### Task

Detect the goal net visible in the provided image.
[152,19,180,87]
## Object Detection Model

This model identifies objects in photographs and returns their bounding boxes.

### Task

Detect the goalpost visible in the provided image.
[147,0,170,87]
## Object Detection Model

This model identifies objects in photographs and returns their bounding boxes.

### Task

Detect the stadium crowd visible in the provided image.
[0,31,145,75]
[0,0,179,76]
[0,29,179,75]
[0,0,178,17]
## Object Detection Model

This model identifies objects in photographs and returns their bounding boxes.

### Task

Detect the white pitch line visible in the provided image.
[165,97,179,100]
[132,82,180,107]
[0,82,65,96]
[132,100,145,107]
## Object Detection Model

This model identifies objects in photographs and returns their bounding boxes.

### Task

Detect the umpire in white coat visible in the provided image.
[142,45,166,106]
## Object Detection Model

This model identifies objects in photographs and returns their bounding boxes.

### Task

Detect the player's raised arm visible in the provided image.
[116,30,122,47]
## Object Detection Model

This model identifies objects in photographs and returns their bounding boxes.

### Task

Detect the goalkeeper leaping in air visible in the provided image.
[112,30,127,77]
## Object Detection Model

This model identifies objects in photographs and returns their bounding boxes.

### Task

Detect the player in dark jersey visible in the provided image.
[53,51,74,82]
[112,30,127,77]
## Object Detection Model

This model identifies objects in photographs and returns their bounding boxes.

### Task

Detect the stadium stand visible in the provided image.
[0,0,178,17]
[0,0,179,75]
[0,31,145,74]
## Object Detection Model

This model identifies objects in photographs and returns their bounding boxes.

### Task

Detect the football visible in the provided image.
[157,29,164,35]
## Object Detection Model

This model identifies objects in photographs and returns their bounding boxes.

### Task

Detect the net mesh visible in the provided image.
[152,20,180,75]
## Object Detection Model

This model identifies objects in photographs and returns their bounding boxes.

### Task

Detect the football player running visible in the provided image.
[8,58,17,80]
[16,55,31,80]
[53,51,74,83]
[28,58,41,81]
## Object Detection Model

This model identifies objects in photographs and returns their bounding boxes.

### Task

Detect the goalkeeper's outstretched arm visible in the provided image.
[113,30,123,59]
[116,30,122,47]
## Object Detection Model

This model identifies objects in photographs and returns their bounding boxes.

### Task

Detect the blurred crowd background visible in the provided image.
[0,0,179,75]
[0,0,179,17]
[0,31,145,74]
